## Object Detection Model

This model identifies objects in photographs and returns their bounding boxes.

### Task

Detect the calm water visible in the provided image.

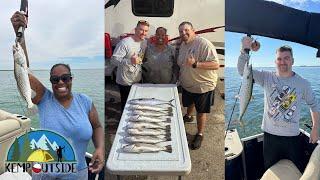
[225,67,320,138]
[0,69,104,153]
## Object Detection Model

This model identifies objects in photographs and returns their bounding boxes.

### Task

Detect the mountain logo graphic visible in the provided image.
[5,129,77,173]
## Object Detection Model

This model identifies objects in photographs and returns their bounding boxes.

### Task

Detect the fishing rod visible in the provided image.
[16,0,28,42]
[7,74,27,115]
[225,84,242,139]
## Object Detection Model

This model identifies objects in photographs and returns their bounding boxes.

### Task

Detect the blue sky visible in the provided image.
[226,0,320,67]
[0,0,104,70]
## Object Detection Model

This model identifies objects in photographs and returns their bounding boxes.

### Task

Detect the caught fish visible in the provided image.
[128,98,175,107]
[128,109,173,117]
[126,122,170,130]
[127,128,170,136]
[128,115,171,123]
[238,60,253,123]
[123,143,172,153]
[127,104,173,113]
[124,135,171,144]
[13,42,34,109]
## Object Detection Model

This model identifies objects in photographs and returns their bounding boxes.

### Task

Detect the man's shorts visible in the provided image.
[182,88,214,113]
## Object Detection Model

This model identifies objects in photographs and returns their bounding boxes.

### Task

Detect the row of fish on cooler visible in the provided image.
[122,98,175,153]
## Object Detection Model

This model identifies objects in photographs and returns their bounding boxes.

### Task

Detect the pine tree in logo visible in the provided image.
[21,132,32,161]
[11,137,20,161]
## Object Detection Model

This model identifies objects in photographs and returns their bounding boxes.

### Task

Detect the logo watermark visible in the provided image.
[5,130,77,174]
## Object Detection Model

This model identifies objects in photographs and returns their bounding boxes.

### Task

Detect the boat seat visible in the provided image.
[0,119,21,140]
[261,159,302,180]
[300,144,320,180]
[0,109,31,174]
[0,166,31,179]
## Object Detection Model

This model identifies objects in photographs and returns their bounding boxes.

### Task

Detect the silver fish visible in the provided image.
[128,115,171,123]
[128,98,175,107]
[238,60,253,123]
[13,42,34,109]
[123,143,172,153]
[127,104,173,113]
[124,135,171,144]
[127,128,170,136]
[128,109,173,117]
[126,122,170,130]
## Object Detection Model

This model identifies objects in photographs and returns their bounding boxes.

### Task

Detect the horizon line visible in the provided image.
[0,68,104,71]
[226,65,320,68]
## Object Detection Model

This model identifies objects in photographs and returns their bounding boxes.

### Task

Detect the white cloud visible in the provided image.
[269,0,286,4]
[268,0,318,8]
[0,0,104,69]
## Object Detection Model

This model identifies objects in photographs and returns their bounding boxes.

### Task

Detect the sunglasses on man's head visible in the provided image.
[50,74,72,84]
[137,20,149,26]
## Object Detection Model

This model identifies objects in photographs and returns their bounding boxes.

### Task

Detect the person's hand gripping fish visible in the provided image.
[241,36,260,53]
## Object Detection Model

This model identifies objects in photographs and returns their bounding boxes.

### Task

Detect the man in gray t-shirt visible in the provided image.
[111,20,149,110]
[238,36,320,172]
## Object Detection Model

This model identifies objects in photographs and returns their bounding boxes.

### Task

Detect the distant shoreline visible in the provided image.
[0,68,104,71]
[226,66,320,68]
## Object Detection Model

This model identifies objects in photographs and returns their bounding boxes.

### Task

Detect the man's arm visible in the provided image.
[196,60,219,70]
[111,41,140,66]
[304,81,320,143]
[237,36,253,76]
[110,42,128,66]
[237,52,250,76]
[88,104,105,173]
[310,111,319,143]
[11,11,45,104]
[11,11,29,66]
[184,39,220,70]
[183,54,219,70]
[238,36,267,87]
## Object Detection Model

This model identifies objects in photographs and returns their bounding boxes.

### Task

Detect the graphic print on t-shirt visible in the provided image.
[268,84,298,124]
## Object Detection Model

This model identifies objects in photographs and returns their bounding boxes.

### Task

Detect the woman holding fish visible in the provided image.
[11,11,104,179]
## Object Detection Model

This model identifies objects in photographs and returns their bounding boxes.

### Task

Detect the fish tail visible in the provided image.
[167,112,173,116]
[169,99,175,107]
[164,133,171,140]
[167,107,173,113]
[166,118,171,123]
[164,145,172,153]
[26,106,38,117]
[165,125,170,131]
[238,116,245,128]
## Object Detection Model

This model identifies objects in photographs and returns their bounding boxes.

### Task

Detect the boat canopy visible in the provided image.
[226,0,320,57]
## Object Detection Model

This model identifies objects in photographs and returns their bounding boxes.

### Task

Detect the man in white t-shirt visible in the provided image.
[111,20,149,110]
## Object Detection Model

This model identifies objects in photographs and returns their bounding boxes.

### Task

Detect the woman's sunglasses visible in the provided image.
[50,74,72,84]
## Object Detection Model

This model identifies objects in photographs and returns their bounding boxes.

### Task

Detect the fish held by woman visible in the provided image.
[13,42,34,109]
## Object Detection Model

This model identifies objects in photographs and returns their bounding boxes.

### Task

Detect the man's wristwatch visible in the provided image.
[192,61,197,68]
